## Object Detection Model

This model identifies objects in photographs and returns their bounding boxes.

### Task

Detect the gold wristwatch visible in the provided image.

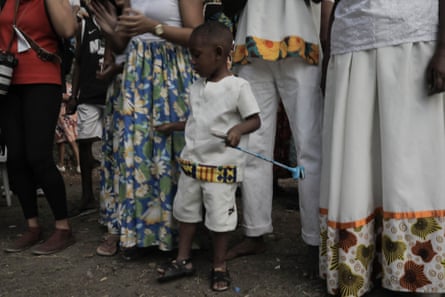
[153,24,164,36]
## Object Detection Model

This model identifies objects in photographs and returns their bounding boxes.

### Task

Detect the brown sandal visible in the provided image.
[96,234,119,256]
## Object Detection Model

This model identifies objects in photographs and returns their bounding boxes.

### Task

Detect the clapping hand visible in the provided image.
[89,0,119,34]
[117,8,154,37]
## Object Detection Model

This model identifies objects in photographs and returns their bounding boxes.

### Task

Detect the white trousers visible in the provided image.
[236,57,323,245]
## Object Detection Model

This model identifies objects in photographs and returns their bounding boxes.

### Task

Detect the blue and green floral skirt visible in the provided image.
[100,39,196,251]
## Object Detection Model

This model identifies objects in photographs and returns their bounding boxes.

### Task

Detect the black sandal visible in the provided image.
[210,268,231,292]
[157,259,196,283]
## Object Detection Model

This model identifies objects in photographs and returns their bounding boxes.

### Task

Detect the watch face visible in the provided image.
[155,24,164,36]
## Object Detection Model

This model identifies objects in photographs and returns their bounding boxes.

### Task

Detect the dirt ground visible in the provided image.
[0,160,391,297]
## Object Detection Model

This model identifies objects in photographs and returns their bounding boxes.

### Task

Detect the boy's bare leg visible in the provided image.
[177,222,197,263]
[225,235,266,260]
[57,143,65,168]
[212,231,231,291]
[69,140,80,171]
[157,222,196,281]
[78,141,96,211]
[213,231,229,269]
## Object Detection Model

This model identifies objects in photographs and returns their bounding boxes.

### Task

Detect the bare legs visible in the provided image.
[78,140,98,211]
[225,236,266,260]
[56,141,80,173]
[56,142,65,170]
[159,222,231,291]
[176,222,197,263]
[28,217,70,230]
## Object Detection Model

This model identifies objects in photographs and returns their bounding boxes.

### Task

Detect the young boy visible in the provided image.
[66,6,109,214]
[156,21,261,292]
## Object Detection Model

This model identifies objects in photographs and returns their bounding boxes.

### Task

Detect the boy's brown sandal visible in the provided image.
[210,268,231,292]
[157,259,196,282]
[4,226,42,253]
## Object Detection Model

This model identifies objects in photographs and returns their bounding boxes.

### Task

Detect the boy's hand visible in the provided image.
[226,127,242,147]
[224,114,261,147]
[96,62,123,81]
[65,96,78,115]
[155,123,174,134]
[155,122,185,134]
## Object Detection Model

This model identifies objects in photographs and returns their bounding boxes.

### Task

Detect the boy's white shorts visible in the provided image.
[77,104,104,141]
[173,174,238,232]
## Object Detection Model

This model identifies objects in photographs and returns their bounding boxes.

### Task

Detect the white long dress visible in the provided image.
[320,1,445,296]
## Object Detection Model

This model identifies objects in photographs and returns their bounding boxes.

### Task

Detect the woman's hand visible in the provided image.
[117,8,154,37]
[428,0,445,95]
[88,1,117,34]
[89,0,129,53]
[89,0,119,35]
[427,44,445,95]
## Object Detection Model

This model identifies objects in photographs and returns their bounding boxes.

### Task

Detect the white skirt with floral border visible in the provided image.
[320,41,445,297]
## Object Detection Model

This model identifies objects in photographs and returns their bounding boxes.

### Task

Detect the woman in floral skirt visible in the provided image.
[90,0,203,256]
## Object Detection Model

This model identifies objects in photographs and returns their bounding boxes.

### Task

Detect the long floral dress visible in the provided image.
[100,38,196,251]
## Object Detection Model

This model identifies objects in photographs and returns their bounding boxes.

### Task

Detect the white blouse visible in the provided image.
[130,0,182,41]
[331,0,438,55]
[232,0,320,64]
[235,0,319,47]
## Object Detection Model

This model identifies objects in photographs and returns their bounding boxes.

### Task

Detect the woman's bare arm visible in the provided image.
[45,0,77,38]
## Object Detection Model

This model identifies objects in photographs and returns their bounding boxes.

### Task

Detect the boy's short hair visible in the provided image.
[190,21,233,55]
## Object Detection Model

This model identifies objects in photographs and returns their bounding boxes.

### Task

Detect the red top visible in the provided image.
[0,0,61,85]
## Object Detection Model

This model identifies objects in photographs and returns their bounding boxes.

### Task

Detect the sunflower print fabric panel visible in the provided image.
[233,36,319,65]
[100,39,196,251]
[320,211,445,296]
[99,74,124,235]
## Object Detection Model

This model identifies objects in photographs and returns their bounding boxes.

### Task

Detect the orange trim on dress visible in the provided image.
[320,207,445,229]
[384,209,445,220]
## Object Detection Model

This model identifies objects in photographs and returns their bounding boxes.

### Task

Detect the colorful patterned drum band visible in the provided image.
[178,158,238,183]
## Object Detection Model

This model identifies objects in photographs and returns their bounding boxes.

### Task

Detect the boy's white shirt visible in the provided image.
[180,75,260,180]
